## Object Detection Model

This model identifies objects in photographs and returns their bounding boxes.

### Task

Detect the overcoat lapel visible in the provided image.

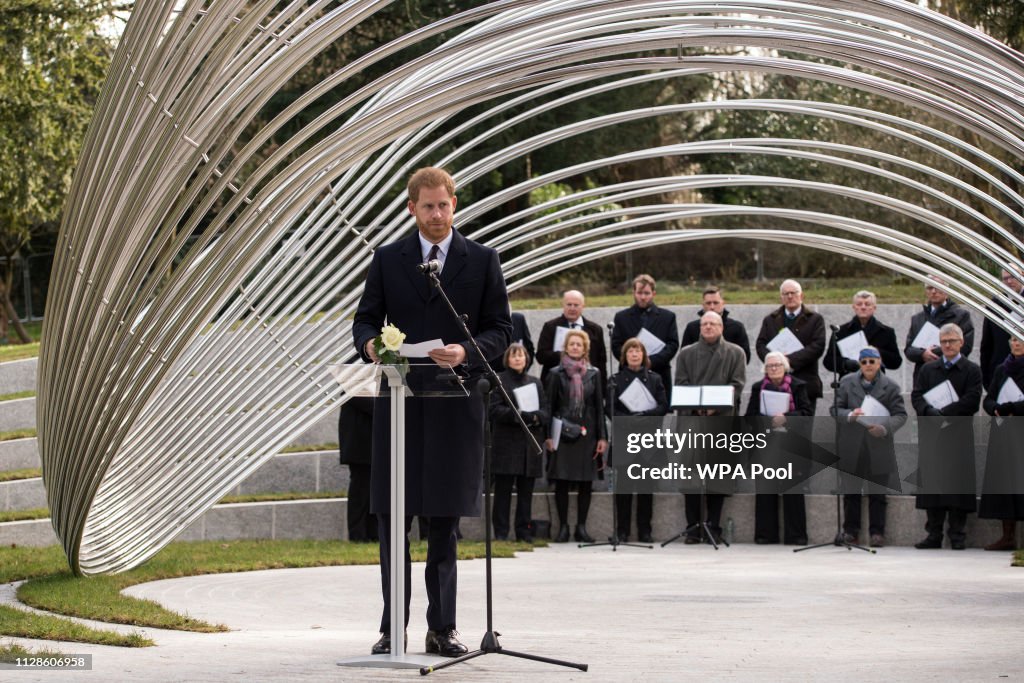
[400,232,432,303]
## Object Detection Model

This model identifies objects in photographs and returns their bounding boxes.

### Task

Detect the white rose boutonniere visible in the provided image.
[373,324,408,370]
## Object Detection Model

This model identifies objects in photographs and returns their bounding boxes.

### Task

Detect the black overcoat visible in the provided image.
[911,356,982,511]
[745,375,814,488]
[610,304,680,390]
[755,306,827,399]
[536,316,608,386]
[823,315,902,377]
[352,229,512,517]
[338,396,374,466]
[979,364,1024,520]
[546,365,607,482]
[904,300,975,381]
[488,369,548,477]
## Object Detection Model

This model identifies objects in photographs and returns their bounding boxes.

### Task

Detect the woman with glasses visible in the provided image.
[746,350,813,545]
[833,347,908,547]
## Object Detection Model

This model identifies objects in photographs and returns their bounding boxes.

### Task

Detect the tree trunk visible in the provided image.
[0,279,31,344]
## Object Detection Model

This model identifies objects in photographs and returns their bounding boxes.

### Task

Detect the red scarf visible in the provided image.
[760,374,795,412]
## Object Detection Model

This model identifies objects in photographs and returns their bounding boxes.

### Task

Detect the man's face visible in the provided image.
[925,284,947,306]
[939,334,963,361]
[702,292,725,314]
[562,293,584,322]
[633,284,655,309]
[1001,270,1023,294]
[859,356,880,381]
[408,185,456,243]
[780,283,803,312]
[700,317,723,344]
[853,297,876,323]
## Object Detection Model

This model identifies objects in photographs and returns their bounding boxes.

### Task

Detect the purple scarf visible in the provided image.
[761,374,796,412]
[1003,353,1024,384]
[560,354,588,418]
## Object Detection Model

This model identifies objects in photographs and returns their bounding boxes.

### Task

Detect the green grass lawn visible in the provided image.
[1,538,539,647]
[0,468,41,483]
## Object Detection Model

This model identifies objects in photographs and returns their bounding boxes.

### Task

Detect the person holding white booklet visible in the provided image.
[608,338,669,543]
[611,274,679,391]
[824,290,902,378]
[833,347,908,548]
[978,335,1024,551]
[489,343,549,543]
[904,279,974,383]
[745,351,813,545]
[911,323,982,550]
[755,279,826,414]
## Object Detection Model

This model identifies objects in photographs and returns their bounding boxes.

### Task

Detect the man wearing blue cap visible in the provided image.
[832,346,908,547]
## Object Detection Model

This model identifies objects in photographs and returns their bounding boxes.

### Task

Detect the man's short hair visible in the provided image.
[780,279,802,294]
[939,323,964,340]
[408,167,455,203]
[703,286,722,298]
[853,290,876,305]
[632,274,656,291]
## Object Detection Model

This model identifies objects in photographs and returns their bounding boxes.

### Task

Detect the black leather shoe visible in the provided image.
[684,535,701,544]
[516,533,534,544]
[554,524,570,543]
[950,539,966,550]
[574,525,594,543]
[425,628,468,657]
[638,532,653,543]
[915,536,943,549]
[371,631,407,655]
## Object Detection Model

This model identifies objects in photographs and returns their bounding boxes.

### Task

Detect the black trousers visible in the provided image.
[554,480,592,526]
[492,474,535,540]
[754,494,807,543]
[685,493,724,536]
[615,493,652,537]
[925,507,967,543]
[346,463,377,542]
[843,493,887,536]
[378,515,459,633]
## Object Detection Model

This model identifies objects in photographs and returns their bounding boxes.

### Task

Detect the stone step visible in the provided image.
[1,493,1013,549]
[0,437,39,471]
[0,397,35,432]
[0,357,36,394]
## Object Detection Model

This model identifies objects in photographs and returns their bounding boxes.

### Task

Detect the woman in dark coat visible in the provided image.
[745,350,813,545]
[545,329,608,543]
[339,396,377,542]
[489,343,549,542]
[979,336,1024,550]
[607,338,669,543]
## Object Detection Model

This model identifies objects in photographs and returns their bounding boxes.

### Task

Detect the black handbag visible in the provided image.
[559,418,587,443]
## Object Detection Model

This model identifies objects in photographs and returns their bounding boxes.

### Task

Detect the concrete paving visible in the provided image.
[3,543,1022,682]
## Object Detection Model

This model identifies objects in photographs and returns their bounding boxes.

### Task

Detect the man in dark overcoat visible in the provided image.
[904,280,974,382]
[610,273,679,390]
[755,279,826,414]
[980,268,1024,387]
[339,396,376,542]
[680,285,751,362]
[536,289,608,385]
[824,290,902,378]
[910,323,982,550]
[352,167,512,656]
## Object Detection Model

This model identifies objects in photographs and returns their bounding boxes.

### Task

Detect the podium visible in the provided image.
[331,362,466,669]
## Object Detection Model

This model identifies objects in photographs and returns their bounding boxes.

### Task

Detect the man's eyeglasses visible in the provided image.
[939,338,961,345]
[859,358,879,365]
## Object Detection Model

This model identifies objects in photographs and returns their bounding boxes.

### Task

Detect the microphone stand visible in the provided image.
[579,321,652,550]
[418,265,587,676]
[795,324,873,554]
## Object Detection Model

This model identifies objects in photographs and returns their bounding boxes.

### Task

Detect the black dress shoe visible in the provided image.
[638,532,654,543]
[554,524,570,543]
[914,536,943,549]
[425,628,468,657]
[371,631,407,655]
[684,535,701,544]
[754,537,778,545]
[950,539,966,550]
[574,525,595,543]
[516,533,534,544]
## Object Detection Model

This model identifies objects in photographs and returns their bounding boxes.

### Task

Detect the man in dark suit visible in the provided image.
[536,289,608,385]
[904,279,974,382]
[824,290,902,378]
[610,274,679,390]
[755,279,827,414]
[980,268,1024,387]
[910,323,982,550]
[680,286,751,362]
[353,167,512,657]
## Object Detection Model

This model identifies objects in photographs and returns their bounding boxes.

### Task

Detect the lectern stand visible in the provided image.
[333,363,465,670]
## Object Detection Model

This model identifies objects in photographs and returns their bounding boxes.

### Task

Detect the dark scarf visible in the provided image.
[1002,353,1024,383]
[561,354,588,418]
[761,374,796,412]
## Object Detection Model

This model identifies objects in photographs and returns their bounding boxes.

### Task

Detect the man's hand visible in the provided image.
[849,407,864,422]
[866,424,887,438]
[365,339,380,363]
[595,438,608,456]
[921,347,939,363]
[428,343,466,367]
[770,415,787,429]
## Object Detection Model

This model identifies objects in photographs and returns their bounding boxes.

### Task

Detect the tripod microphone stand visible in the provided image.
[579,329,653,551]
[795,325,873,554]
[419,264,587,676]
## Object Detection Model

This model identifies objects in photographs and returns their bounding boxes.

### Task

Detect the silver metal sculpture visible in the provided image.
[40,0,1024,574]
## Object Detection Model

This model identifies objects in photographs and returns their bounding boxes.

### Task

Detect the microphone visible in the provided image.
[607,322,615,332]
[417,259,441,275]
